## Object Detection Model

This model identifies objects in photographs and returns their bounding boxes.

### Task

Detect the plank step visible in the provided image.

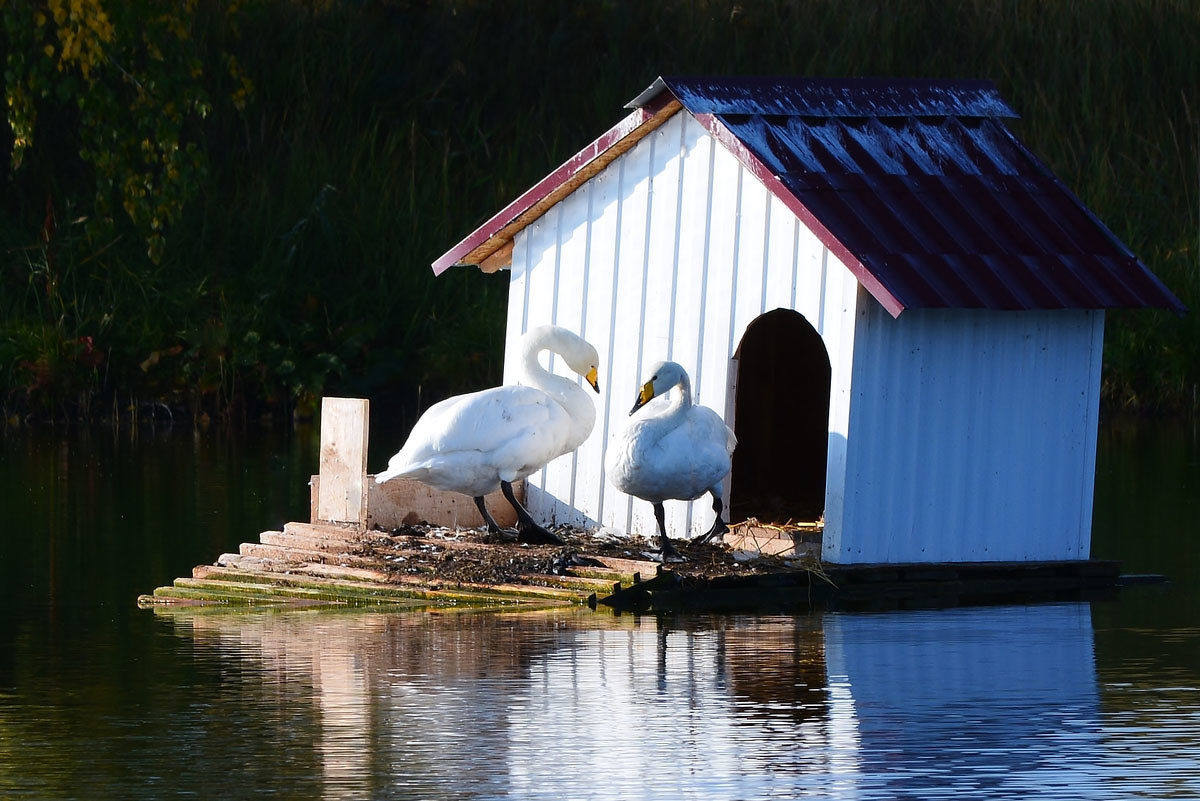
[207,555,392,584]
[284,521,386,543]
[259,529,374,555]
[195,565,582,606]
[237,542,396,573]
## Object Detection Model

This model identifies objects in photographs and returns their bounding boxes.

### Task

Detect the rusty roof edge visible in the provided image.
[431,105,676,275]
[693,112,908,318]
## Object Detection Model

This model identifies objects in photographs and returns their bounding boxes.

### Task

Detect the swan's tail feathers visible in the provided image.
[374,468,400,484]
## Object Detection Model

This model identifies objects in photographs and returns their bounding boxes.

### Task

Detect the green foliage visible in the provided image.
[1,0,1198,423]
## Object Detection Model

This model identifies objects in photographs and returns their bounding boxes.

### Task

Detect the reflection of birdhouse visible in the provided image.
[432,76,1184,565]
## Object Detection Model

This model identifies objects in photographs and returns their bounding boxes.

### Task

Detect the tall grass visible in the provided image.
[2,0,1197,423]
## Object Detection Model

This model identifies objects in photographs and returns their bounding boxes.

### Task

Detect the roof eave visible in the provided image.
[431,99,682,275]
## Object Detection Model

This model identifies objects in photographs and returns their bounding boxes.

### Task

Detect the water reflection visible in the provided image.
[3,420,1198,800]
[136,602,1196,800]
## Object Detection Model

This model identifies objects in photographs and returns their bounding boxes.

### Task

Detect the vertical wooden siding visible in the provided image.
[823,305,1104,564]
[507,111,861,539]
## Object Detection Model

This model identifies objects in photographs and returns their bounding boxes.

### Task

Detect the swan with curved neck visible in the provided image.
[606,360,737,560]
[376,325,600,544]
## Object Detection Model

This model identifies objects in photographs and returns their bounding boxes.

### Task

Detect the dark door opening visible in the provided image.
[729,309,831,524]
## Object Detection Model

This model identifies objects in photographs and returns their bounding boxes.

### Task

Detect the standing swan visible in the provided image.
[375,325,600,545]
[606,360,737,560]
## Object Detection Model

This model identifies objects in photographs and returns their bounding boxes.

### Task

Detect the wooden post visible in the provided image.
[316,397,370,528]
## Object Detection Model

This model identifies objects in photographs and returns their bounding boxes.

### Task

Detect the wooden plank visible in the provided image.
[194,564,580,607]
[599,126,653,533]
[479,240,514,273]
[366,477,522,530]
[316,397,369,527]
[570,146,620,528]
[284,520,388,543]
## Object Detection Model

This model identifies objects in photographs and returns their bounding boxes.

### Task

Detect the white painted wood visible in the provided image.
[1077,311,1105,559]
[634,116,692,538]
[600,130,654,533]
[316,397,369,527]
[540,178,593,525]
[504,234,530,386]
[763,195,798,315]
[571,157,621,529]
[818,268,865,559]
[729,174,769,357]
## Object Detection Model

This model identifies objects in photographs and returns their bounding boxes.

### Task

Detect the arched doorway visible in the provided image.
[729,309,831,523]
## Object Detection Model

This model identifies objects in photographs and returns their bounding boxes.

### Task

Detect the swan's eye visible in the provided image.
[652,374,658,381]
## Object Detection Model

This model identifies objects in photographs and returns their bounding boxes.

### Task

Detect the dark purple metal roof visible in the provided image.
[434,75,1184,316]
[637,76,1185,315]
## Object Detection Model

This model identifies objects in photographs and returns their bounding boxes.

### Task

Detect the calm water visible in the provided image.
[1,418,1197,800]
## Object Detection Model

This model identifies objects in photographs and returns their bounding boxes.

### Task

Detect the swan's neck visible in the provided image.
[659,372,693,426]
[518,330,595,437]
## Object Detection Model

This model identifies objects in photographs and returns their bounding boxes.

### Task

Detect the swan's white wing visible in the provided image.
[397,386,562,460]
[380,384,573,494]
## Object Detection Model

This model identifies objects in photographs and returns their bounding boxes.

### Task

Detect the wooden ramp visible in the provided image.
[138,521,662,611]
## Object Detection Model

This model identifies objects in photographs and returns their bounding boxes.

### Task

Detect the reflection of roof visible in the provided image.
[433,76,1185,318]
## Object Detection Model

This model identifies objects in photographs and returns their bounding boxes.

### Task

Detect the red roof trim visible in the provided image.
[693,113,908,318]
[431,107,659,275]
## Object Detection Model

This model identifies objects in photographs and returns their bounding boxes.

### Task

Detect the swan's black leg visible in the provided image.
[691,494,730,545]
[655,502,683,560]
[501,480,564,545]
[474,496,512,538]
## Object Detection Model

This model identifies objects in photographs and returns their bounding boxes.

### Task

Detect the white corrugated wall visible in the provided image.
[505,110,860,540]
[823,303,1105,563]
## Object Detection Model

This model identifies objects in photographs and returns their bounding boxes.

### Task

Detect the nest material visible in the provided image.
[367,523,797,587]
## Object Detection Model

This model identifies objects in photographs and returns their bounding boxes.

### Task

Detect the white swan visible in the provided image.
[605,360,737,559]
[375,325,600,544]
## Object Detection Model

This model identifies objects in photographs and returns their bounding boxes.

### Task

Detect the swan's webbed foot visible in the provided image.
[517,521,565,546]
[474,496,519,542]
[690,517,729,546]
[643,541,687,563]
[642,501,687,562]
[690,494,729,545]
[497,480,564,545]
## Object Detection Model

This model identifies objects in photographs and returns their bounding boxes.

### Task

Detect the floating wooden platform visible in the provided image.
[138,521,666,611]
[138,519,1125,614]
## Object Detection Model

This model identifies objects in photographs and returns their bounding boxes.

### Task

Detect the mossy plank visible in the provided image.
[514,573,625,592]
[189,566,584,606]
[228,546,393,579]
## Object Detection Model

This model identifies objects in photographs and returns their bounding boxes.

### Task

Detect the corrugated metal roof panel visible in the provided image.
[702,105,1185,314]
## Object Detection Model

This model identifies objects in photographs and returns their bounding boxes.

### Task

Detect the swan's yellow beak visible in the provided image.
[629,380,654,415]
[585,366,599,393]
